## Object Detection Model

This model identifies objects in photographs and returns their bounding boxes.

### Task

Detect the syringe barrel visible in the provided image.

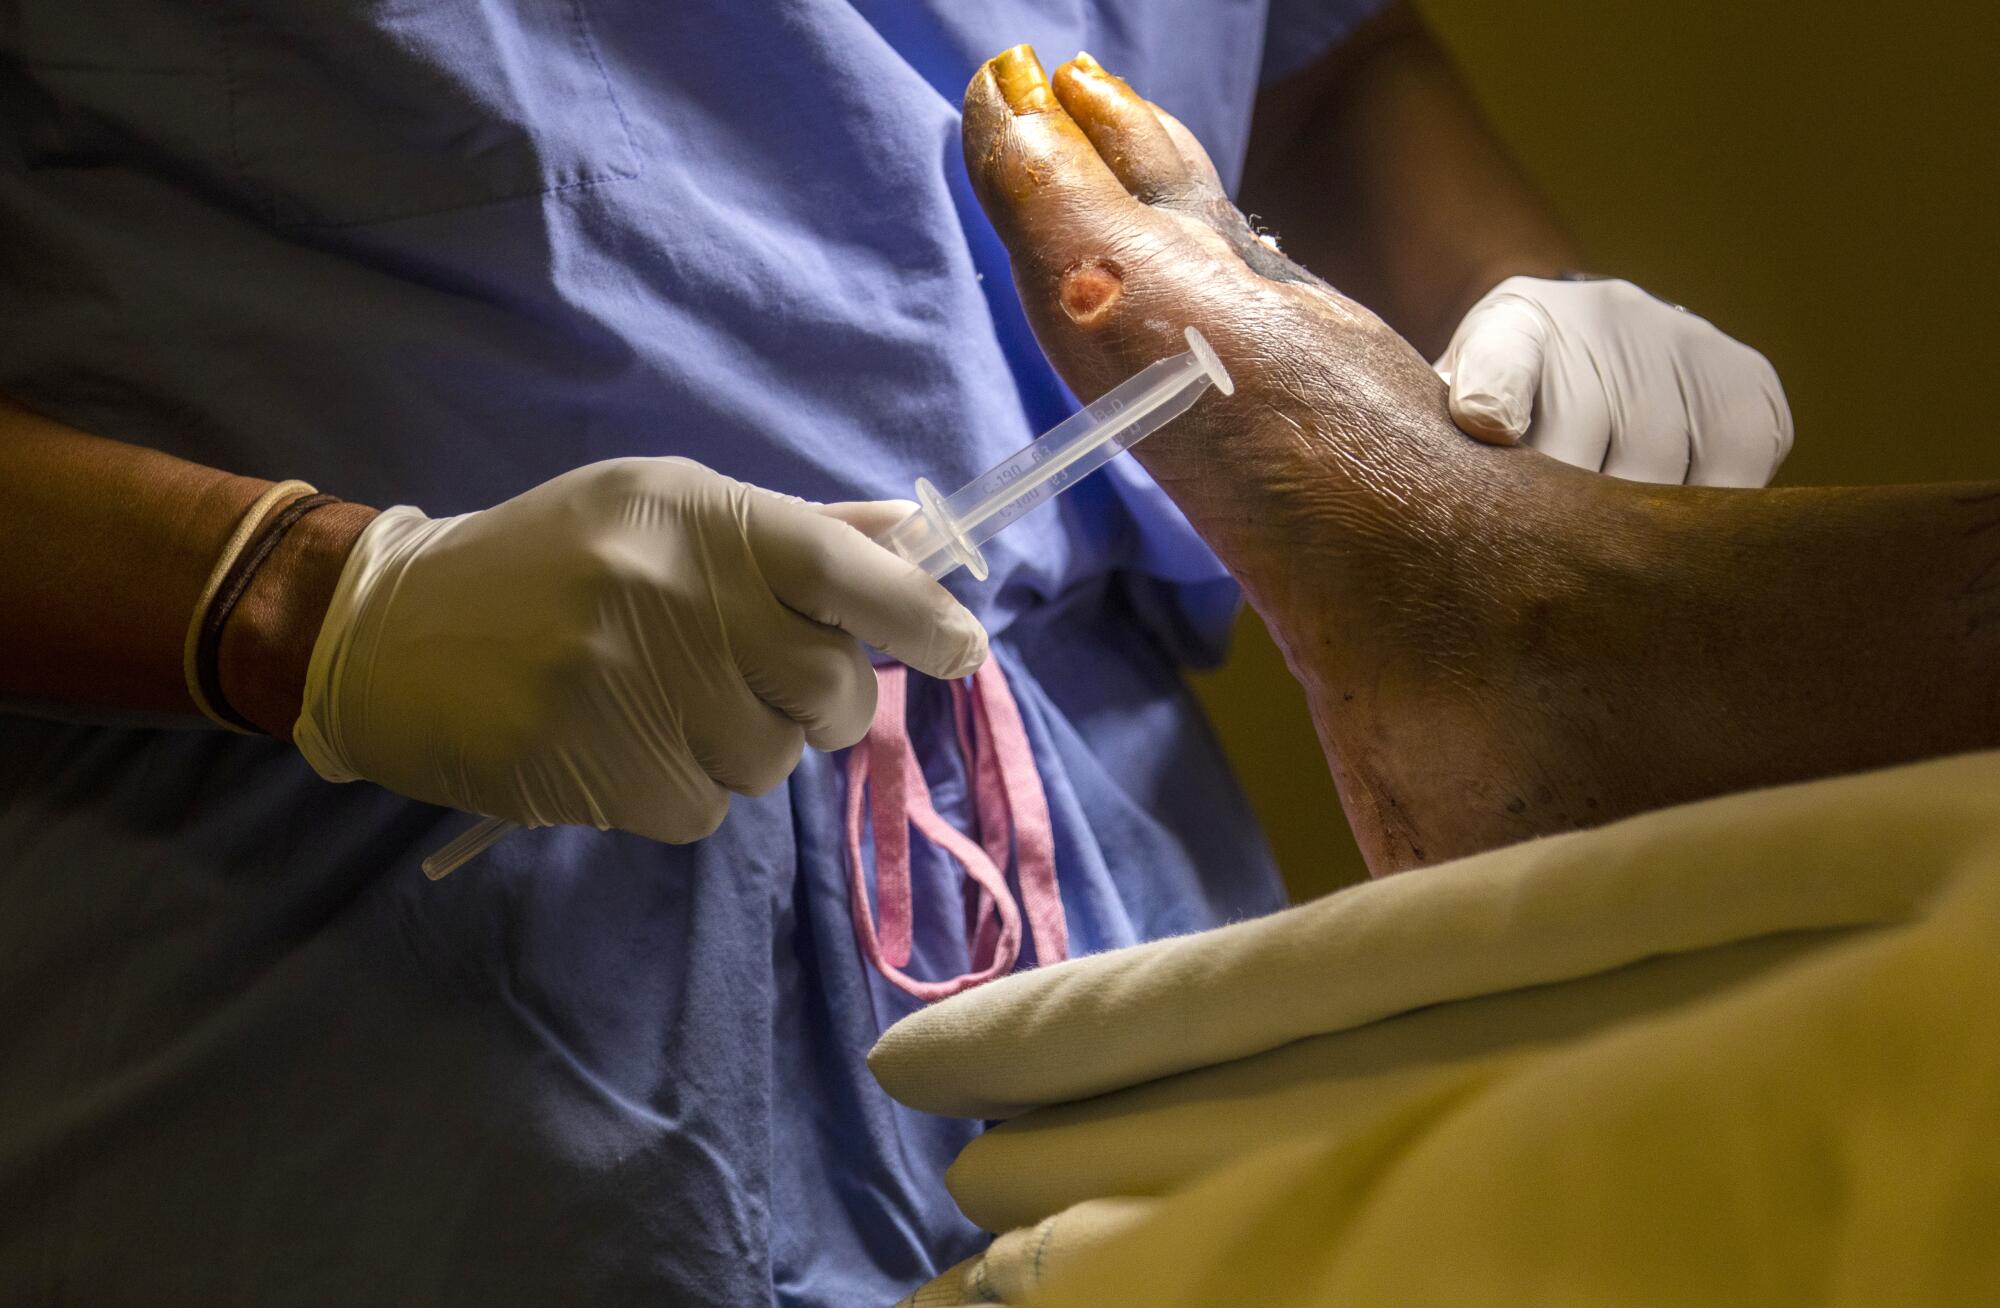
[940,327,1229,552]
[874,327,1230,583]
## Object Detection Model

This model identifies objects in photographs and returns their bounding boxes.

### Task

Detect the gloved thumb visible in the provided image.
[1442,293,1551,444]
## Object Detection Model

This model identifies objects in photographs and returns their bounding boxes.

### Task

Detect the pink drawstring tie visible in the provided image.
[844,659,1067,1003]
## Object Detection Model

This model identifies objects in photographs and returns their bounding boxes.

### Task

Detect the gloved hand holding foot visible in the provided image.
[294,457,988,843]
[1436,275,1794,486]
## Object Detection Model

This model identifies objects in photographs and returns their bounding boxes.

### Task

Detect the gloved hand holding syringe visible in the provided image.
[420,326,1233,879]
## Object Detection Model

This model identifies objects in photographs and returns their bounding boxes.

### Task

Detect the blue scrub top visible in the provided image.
[0,1,1382,1303]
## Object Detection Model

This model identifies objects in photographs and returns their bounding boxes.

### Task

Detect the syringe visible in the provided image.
[420,327,1232,881]
[875,326,1232,580]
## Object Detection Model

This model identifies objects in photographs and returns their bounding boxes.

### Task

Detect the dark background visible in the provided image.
[1193,0,2000,898]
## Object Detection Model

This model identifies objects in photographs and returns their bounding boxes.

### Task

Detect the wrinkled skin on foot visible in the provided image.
[965,46,1635,873]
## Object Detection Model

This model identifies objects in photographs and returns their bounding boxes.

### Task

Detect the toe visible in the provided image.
[962,45,1146,275]
[1148,103,1229,196]
[1051,52,1198,205]
[1050,53,1267,256]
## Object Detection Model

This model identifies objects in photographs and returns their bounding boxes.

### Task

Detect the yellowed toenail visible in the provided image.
[991,45,1056,114]
[1060,259,1124,326]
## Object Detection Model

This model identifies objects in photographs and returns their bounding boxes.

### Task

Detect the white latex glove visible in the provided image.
[293,457,988,843]
[1435,276,1794,486]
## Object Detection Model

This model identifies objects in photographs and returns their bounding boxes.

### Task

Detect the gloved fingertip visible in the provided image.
[935,622,987,681]
[880,603,989,682]
[804,720,864,754]
[927,612,989,681]
[957,626,990,679]
[1451,389,1527,444]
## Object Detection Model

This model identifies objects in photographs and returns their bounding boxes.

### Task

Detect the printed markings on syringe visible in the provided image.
[1009,471,1075,519]
[981,445,1053,494]
[972,446,1092,524]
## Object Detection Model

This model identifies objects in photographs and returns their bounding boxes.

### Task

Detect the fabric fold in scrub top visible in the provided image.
[0,0,1386,1303]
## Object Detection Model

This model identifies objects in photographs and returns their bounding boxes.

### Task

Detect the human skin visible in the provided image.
[964,45,2000,874]
[1237,2,1582,360]
[0,397,376,738]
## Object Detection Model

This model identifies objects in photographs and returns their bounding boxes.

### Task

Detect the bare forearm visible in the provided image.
[1240,2,1580,357]
[0,396,374,735]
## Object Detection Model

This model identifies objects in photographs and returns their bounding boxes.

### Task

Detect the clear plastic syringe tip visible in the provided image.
[878,327,1230,581]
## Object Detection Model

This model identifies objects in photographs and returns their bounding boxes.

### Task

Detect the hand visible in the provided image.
[1436,275,1794,487]
[292,457,988,842]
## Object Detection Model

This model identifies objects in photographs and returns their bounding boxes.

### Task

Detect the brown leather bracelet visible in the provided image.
[195,492,339,734]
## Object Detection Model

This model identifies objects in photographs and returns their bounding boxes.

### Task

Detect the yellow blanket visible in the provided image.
[876,752,2000,1305]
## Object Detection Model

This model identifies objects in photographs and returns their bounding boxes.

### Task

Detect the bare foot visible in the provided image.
[964,47,2000,876]
[963,47,1679,872]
